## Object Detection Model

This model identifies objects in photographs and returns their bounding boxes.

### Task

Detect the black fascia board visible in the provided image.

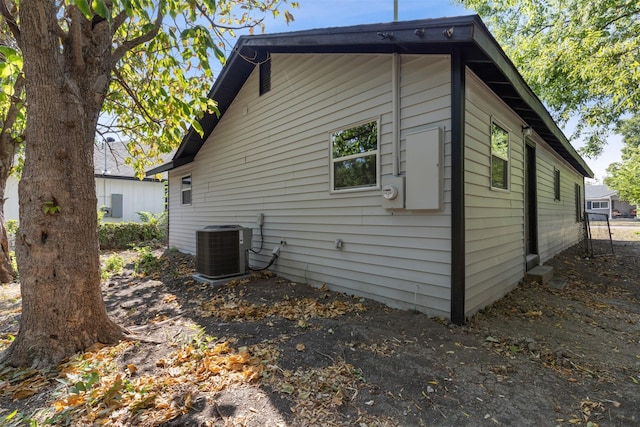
[162,16,479,174]
[146,155,195,176]
[146,162,173,175]
[96,174,165,182]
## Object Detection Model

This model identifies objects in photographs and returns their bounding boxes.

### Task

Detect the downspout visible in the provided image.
[392,53,400,176]
[450,47,466,325]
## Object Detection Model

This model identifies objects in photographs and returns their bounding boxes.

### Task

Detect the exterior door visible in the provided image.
[525,142,539,270]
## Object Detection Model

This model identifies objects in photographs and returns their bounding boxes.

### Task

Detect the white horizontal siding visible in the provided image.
[535,144,584,261]
[96,178,166,223]
[464,70,526,316]
[169,53,453,317]
[4,175,165,223]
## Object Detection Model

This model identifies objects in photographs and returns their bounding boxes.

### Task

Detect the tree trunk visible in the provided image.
[2,1,123,368]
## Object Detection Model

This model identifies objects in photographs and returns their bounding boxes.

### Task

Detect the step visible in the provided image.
[525,265,554,285]
[526,254,540,271]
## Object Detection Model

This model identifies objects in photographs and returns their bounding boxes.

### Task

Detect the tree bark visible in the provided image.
[1,0,123,368]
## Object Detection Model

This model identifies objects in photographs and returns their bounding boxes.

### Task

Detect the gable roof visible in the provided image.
[96,141,170,181]
[585,184,618,200]
[147,14,592,178]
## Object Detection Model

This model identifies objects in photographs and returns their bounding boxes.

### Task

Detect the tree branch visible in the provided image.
[113,10,128,32]
[111,8,163,65]
[69,7,85,72]
[111,68,161,127]
[195,2,265,31]
[596,7,640,32]
[0,0,21,46]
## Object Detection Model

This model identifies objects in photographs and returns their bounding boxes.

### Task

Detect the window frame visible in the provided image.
[490,120,510,191]
[575,183,582,222]
[590,201,609,209]
[553,168,561,201]
[329,118,380,193]
[181,174,192,206]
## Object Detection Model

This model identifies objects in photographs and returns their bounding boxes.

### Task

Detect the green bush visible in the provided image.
[133,245,160,276]
[98,222,166,250]
[5,219,18,235]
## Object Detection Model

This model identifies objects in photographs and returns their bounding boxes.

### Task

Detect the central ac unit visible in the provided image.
[196,225,252,279]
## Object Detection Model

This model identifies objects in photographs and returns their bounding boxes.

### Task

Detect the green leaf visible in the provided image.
[192,120,203,136]
[120,0,134,17]
[213,46,226,66]
[0,46,18,60]
[92,0,111,24]
[71,0,93,20]
[0,63,11,78]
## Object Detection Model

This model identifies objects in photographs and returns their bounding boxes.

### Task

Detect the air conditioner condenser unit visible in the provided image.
[196,225,252,279]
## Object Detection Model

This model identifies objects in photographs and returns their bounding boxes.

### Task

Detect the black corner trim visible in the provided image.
[450,47,466,325]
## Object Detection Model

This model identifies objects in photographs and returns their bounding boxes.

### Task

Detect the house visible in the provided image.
[5,141,167,223]
[148,15,593,323]
[585,184,636,219]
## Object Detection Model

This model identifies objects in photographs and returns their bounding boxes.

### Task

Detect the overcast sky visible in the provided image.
[247,0,621,181]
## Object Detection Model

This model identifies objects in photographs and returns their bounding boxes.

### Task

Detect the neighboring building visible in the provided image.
[149,16,592,322]
[585,184,636,219]
[5,141,167,223]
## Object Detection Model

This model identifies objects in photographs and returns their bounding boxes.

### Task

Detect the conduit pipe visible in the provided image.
[392,52,400,176]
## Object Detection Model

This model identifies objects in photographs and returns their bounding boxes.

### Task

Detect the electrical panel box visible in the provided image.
[405,128,443,210]
[111,193,123,218]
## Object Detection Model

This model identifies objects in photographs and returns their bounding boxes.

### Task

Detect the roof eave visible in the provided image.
[466,18,593,178]
[153,15,592,179]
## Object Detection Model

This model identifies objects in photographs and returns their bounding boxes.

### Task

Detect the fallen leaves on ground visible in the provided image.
[42,339,273,426]
[199,294,366,321]
[0,366,50,401]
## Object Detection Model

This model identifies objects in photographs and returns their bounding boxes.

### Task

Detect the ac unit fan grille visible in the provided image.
[196,229,241,278]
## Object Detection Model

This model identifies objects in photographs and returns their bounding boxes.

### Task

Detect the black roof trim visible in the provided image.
[95,174,166,183]
[147,15,592,178]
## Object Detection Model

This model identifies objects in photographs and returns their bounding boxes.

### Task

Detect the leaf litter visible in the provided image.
[1,229,640,426]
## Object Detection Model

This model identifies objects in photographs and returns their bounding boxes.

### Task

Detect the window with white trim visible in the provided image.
[330,120,379,191]
[575,183,582,222]
[554,168,561,200]
[589,201,609,209]
[490,122,509,189]
[181,175,192,205]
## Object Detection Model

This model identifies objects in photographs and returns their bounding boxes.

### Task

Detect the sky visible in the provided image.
[242,0,622,182]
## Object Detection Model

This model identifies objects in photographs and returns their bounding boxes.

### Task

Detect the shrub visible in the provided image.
[5,219,18,235]
[98,222,166,250]
[133,246,160,276]
[100,253,125,281]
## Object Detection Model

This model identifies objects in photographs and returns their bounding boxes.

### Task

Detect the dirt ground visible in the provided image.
[1,225,639,426]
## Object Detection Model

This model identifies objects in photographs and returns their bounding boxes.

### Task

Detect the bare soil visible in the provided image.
[1,226,639,426]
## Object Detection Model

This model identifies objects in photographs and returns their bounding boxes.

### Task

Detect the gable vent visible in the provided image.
[259,57,271,96]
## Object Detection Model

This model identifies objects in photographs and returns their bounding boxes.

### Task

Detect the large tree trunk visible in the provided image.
[2,1,123,368]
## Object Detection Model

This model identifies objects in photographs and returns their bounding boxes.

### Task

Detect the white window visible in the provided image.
[330,120,379,191]
[181,175,192,205]
[554,168,561,201]
[590,201,609,209]
[490,122,509,189]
